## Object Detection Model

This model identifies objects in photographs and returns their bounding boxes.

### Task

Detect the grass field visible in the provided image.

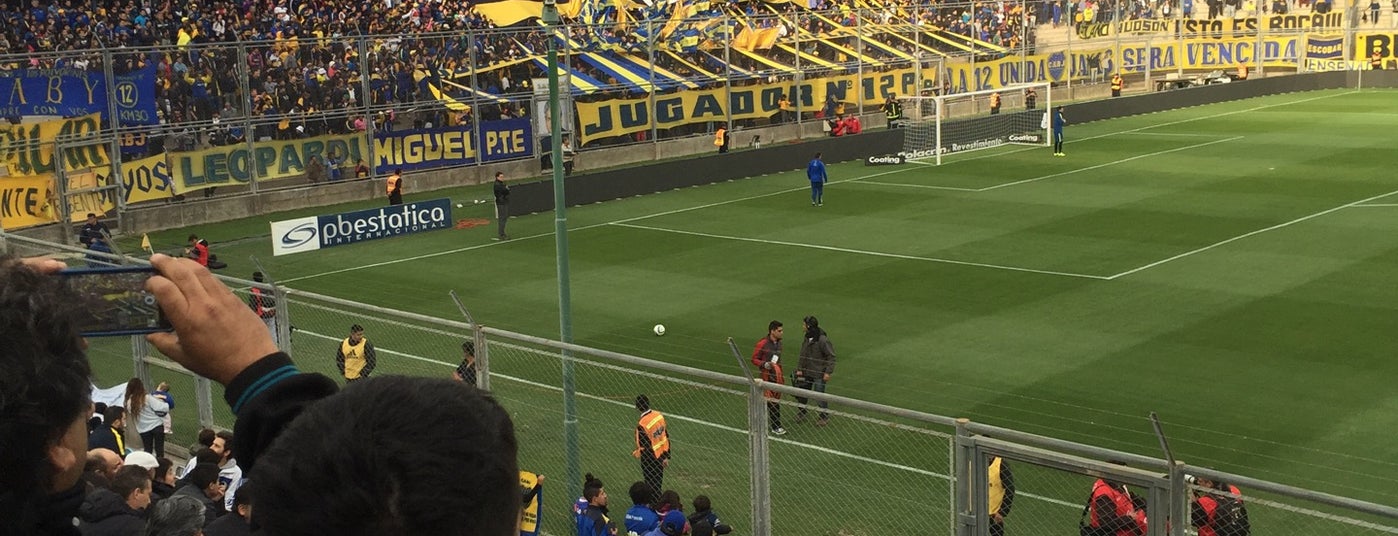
[91,88,1398,534]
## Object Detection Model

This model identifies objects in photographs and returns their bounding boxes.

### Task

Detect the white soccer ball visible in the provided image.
[653,324,666,336]
[456,203,464,208]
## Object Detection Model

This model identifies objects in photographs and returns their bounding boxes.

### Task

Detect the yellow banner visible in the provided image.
[109,153,174,205]
[0,113,109,176]
[1075,13,1345,40]
[576,67,929,144]
[170,134,364,194]
[937,36,1299,93]
[0,175,57,229]
[65,170,117,222]
[1355,32,1398,60]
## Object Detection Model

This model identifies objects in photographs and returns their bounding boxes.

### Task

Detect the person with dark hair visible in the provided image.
[335,324,376,383]
[180,429,221,478]
[806,153,827,207]
[152,459,177,502]
[78,465,152,536]
[633,395,671,494]
[89,403,109,434]
[793,316,837,426]
[89,407,128,454]
[1052,106,1067,157]
[1190,476,1249,536]
[203,483,253,536]
[139,252,524,535]
[654,490,681,516]
[687,495,732,536]
[750,321,786,435]
[623,482,660,536]
[212,431,243,514]
[178,449,222,488]
[453,340,477,385]
[145,494,207,536]
[248,272,278,340]
[1082,470,1145,536]
[184,235,209,267]
[643,510,688,536]
[574,473,604,519]
[79,213,111,247]
[172,463,225,525]
[125,378,170,459]
[577,475,616,536]
[493,171,511,241]
[0,254,97,535]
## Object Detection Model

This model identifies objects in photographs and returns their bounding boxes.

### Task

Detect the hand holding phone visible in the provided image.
[144,254,279,385]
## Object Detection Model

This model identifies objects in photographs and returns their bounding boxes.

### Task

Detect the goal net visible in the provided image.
[897,82,1051,165]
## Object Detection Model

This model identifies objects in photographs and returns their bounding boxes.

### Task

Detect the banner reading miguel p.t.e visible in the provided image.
[371,118,533,174]
[267,198,453,256]
[170,134,365,194]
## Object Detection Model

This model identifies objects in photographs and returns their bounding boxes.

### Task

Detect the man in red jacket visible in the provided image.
[750,321,786,436]
[185,235,210,267]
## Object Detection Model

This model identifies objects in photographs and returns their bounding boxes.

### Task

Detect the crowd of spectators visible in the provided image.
[0,0,1031,140]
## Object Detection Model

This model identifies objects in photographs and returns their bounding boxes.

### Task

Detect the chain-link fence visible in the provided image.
[5,231,1398,535]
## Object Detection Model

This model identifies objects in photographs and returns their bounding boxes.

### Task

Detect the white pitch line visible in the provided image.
[977,136,1244,192]
[612,222,1111,280]
[1348,203,1398,208]
[291,326,1080,509]
[1108,187,1398,280]
[1116,131,1226,138]
[285,91,1351,284]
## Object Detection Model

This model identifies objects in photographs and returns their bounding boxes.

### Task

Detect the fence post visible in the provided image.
[273,284,292,353]
[195,377,215,430]
[132,335,152,383]
[474,324,490,392]
[729,338,770,536]
[954,418,975,536]
[1169,461,1188,536]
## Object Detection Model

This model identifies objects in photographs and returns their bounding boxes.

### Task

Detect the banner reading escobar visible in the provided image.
[268,198,453,256]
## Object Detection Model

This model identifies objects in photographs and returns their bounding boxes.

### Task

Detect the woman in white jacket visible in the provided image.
[125,378,171,458]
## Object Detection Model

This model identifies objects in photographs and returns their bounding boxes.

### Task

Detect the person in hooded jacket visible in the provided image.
[686,495,732,536]
[78,466,152,536]
[793,316,837,426]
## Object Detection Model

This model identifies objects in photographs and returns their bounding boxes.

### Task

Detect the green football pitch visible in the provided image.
[93,88,1398,533]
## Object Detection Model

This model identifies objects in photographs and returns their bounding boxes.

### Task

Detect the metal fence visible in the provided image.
[4,231,1397,536]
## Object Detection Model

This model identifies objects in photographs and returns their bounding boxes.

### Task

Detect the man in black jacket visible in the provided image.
[493,171,511,241]
[78,466,152,536]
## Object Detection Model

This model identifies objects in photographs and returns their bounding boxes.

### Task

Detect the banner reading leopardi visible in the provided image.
[268,198,453,256]
[574,66,933,145]
[1075,13,1345,40]
[0,113,109,177]
[170,134,364,193]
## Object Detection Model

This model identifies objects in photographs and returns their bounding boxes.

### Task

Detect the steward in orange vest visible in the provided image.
[714,127,729,153]
[386,168,404,205]
[634,395,671,493]
[1081,477,1146,536]
[1111,73,1124,97]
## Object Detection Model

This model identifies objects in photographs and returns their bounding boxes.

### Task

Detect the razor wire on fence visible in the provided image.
[4,231,1398,536]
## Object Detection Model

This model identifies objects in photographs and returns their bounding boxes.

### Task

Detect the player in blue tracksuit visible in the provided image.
[1052,106,1067,157]
[807,152,828,206]
[577,475,617,536]
[623,482,660,536]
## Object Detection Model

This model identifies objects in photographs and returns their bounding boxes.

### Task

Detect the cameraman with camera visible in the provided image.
[1189,475,1251,536]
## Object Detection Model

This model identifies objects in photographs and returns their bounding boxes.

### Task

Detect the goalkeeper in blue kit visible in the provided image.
[1052,106,1067,157]
[807,152,828,206]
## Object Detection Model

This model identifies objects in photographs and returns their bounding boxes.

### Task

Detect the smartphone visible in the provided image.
[59,266,173,337]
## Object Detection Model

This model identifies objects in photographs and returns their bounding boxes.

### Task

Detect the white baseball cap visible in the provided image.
[125,451,160,471]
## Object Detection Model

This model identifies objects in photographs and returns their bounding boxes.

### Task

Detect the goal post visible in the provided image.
[898,82,1051,165]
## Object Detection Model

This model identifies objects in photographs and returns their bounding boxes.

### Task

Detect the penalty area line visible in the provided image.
[610,222,1111,280]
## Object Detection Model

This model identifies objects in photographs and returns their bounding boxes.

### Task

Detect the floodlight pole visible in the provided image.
[544,0,582,505]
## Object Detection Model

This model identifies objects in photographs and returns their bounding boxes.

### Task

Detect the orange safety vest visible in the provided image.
[990,93,1001,107]
[1089,480,1144,536]
[1197,485,1242,536]
[386,173,402,195]
[634,410,670,459]
[1372,52,1384,69]
[713,128,726,147]
[1111,75,1123,91]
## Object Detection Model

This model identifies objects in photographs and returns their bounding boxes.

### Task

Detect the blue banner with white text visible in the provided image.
[0,64,158,124]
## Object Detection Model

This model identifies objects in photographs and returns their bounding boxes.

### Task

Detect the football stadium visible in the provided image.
[3,0,1398,535]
